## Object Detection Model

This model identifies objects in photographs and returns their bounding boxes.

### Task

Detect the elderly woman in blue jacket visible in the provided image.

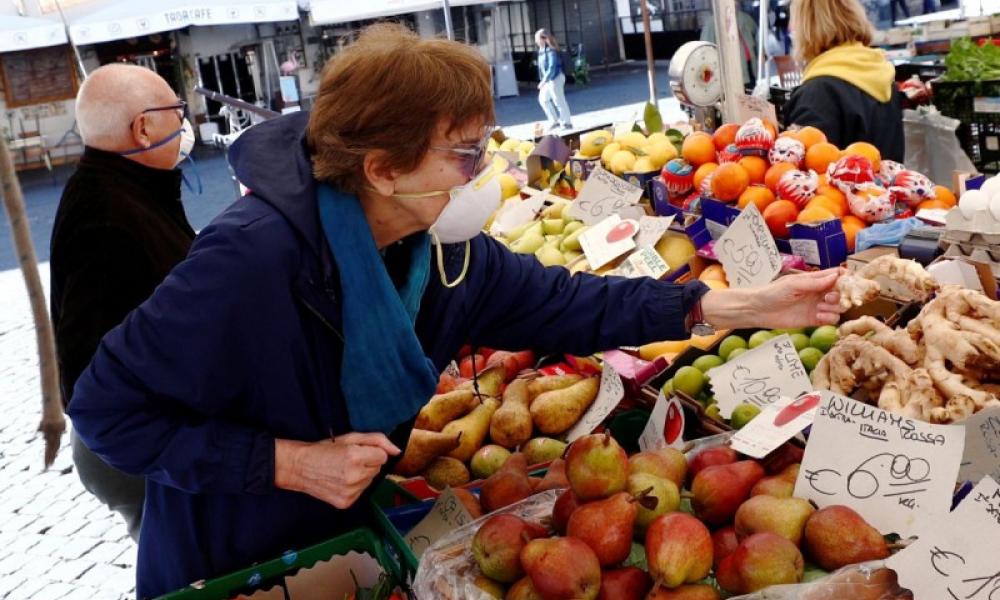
[68,24,847,598]
[536,28,573,131]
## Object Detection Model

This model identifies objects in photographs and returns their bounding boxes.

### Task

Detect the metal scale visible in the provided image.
[668,41,724,131]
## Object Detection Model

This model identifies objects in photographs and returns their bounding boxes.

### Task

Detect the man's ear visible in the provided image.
[130,113,152,149]
[363,150,397,196]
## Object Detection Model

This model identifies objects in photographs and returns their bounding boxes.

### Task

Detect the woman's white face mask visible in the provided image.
[393,168,502,287]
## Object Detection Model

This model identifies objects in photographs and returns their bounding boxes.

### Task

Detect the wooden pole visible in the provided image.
[0,135,64,467]
[639,0,658,105]
[595,0,610,71]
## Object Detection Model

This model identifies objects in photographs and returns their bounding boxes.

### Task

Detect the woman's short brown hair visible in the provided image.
[307,23,495,194]
[790,0,874,62]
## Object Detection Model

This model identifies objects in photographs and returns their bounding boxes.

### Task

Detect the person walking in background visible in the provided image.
[891,0,911,22]
[535,29,572,131]
[50,63,196,542]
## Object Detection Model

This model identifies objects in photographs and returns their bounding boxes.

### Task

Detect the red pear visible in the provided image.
[481,453,534,513]
[567,492,637,566]
[760,442,804,474]
[566,433,629,501]
[597,566,652,600]
[551,489,584,535]
[521,537,602,600]
[687,446,738,482]
[711,526,739,571]
[472,514,548,583]
[628,448,687,487]
[691,460,765,527]
[716,532,804,594]
[803,505,889,571]
[534,458,570,493]
[645,513,713,588]
[506,576,543,600]
[646,584,721,600]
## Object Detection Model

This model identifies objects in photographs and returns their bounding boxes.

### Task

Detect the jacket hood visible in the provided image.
[228,111,325,258]
[803,43,896,103]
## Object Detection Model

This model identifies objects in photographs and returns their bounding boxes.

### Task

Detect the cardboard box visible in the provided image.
[927,255,999,299]
[788,219,849,269]
[648,177,684,217]
[568,155,600,180]
[625,169,660,192]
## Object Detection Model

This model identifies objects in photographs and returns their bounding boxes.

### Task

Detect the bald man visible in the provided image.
[50,64,196,541]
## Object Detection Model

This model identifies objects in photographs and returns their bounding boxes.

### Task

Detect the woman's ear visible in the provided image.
[363,150,396,196]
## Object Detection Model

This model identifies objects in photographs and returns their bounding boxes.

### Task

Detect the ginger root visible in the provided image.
[839,316,922,365]
[836,255,939,310]
[836,274,881,310]
[811,335,913,397]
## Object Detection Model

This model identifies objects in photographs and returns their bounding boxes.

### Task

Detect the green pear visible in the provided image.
[628,473,680,535]
[542,219,566,235]
[734,495,815,545]
[562,220,584,236]
[563,250,583,263]
[559,226,588,252]
[535,245,566,267]
[506,220,538,242]
[523,437,568,465]
[511,231,545,254]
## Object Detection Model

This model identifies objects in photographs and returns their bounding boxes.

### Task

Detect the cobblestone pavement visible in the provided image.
[0,263,137,600]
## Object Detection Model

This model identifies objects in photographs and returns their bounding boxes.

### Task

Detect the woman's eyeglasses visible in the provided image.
[431,129,494,178]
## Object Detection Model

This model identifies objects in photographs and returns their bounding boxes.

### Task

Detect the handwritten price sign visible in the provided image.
[404,487,474,559]
[568,166,644,225]
[715,203,782,288]
[706,334,812,419]
[730,392,821,458]
[793,394,965,537]
[959,406,1000,484]
[888,476,1000,600]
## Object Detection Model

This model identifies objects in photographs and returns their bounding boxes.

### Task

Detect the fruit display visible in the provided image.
[412,434,901,599]
[575,128,683,178]
[395,349,603,490]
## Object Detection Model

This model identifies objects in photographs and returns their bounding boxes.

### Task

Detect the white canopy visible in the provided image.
[307,0,510,26]
[0,14,67,52]
[63,0,298,45]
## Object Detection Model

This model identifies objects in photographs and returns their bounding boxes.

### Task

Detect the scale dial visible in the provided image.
[669,41,722,108]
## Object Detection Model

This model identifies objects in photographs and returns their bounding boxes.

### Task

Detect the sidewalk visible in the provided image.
[0,264,136,600]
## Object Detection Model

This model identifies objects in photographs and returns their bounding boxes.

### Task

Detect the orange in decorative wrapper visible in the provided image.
[765,162,797,194]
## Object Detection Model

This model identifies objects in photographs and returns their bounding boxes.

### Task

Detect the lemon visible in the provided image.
[644,142,678,169]
[617,131,648,152]
[600,142,622,168]
[499,138,520,152]
[647,132,670,145]
[580,130,614,158]
[608,150,637,176]
[632,156,659,174]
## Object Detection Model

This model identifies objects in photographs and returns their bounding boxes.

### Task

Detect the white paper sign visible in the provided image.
[730,392,821,458]
[404,487,474,559]
[734,94,778,125]
[568,166,644,225]
[715,203,782,288]
[610,247,670,279]
[705,219,728,240]
[706,334,812,419]
[579,214,638,270]
[634,215,676,248]
[565,364,625,442]
[793,394,966,537]
[959,406,1000,484]
[491,193,546,236]
[887,476,1000,600]
[639,391,687,452]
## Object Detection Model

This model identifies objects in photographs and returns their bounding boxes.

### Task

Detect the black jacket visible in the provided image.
[50,147,195,408]
[784,75,905,162]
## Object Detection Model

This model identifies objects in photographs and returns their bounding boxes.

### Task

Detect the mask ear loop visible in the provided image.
[432,234,471,289]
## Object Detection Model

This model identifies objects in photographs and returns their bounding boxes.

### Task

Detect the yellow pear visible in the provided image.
[414,389,479,432]
[443,397,502,462]
[395,429,462,477]
[490,379,534,449]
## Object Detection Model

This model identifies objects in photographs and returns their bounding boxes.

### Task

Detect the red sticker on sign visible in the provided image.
[773,393,821,427]
[605,220,637,244]
[664,401,684,445]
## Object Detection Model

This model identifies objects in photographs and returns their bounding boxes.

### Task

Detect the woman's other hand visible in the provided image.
[275,432,401,509]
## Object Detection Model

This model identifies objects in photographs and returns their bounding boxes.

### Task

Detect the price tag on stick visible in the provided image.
[404,487,474,560]
[706,334,812,419]
[639,391,686,452]
[887,476,1000,600]
[565,364,625,442]
[568,166,644,225]
[715,203,782,288]
[793,394,965,537]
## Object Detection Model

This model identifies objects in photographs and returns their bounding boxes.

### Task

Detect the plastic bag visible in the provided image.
[855,216,922,253]
[903,108,976,185]
[729,561,911,599]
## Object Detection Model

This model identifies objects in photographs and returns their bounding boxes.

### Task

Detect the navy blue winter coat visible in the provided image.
[68,111,709,598]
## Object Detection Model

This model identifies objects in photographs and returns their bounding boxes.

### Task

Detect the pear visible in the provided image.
[534,458,569,492]
[687,446,738,482]
[491,379,534,449]
[596,566,652,600]
[414,389,478,431]
[472,514,548,583]
[511,230,545,254]
[526,375,582,398]
[506,577,543,600]
[542,218,566,235]
[530,376,600,435]
[471,445,512,479]
[563,250,583,264]
[645,512,713,588]
[568,491,640,566]
[712,526,739,571]
[551,488,584,535]
[453,487,483,518]
[750,471,797,498]
[734,495,815,545]
[628,448,687,487]
[480,453,534,513]
[627,473,679,535]
[535,244,567,267]
[646,585,720,600]
[521,537,602,600]
[716,532,804,594]
[559,226,588,252]
[803,505,889,571]
[442,397,501,462]
[505,220,537,243]
[562,219,584,235]
[422,456,470,489]
[474,575,507,599]
[523,437,568,465]
[566,432,629,501]
[691,460,766,527]
[393,429,461,477]
[458,365,507,398]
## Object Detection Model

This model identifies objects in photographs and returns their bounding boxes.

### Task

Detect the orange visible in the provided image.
[797,204,837,223]
[699,264,729,282]
[796,126,828,149]
[818,173,829,187]
[693,162,719,191]
[737,184,777,212]
[763,200,800,238]
[765,162,797,193]
[807,195,846,218]
[816,184,848,213]
[840,215,866,252]
[713,123,740,151]
[711,163,751,202]
[918,199,950,211]
[702,279,729,290]
[843,142,881,172]
[934,185,957,207]
[682,132,718,167]
[738,156,768,185]
[805,142,841,175]
[762,119,779,140]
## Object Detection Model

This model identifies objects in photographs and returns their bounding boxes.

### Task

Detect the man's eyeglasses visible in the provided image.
[130,100,187,130]
[430,128,494,178]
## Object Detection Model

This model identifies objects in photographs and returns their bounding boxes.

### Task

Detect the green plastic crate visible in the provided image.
[155,527,398,600]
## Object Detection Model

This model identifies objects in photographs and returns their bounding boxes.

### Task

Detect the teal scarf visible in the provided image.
[316,183,438,434]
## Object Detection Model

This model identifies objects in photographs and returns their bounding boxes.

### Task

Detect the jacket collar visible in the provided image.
[78,146,183,206]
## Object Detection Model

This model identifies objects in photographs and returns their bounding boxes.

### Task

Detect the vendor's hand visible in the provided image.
[274,433,400,509]
[701,268,846,331]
